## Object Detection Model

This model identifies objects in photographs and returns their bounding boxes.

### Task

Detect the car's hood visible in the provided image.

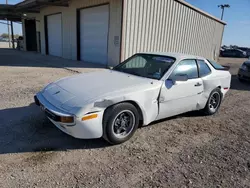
[42,70,159,111]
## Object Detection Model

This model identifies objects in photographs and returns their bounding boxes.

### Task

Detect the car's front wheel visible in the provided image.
[103,103,139,145]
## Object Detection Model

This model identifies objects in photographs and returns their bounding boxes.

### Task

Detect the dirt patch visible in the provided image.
[24,151,57,166]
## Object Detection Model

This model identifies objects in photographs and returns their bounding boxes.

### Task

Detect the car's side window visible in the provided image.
[170,59,198,80]
[197,60,211,77]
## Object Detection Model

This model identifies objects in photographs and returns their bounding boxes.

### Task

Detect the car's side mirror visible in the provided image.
[109,66,113,70]
[165,79,175,88]
[165,74,188,88]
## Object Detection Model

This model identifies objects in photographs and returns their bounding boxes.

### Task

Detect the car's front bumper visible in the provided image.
[34,93,104,139]
[238,69,250,81]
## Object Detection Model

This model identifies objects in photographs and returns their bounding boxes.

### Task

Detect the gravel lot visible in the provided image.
[0,50,250,188]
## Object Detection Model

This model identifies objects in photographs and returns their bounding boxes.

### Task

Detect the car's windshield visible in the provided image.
[113,54,176,80]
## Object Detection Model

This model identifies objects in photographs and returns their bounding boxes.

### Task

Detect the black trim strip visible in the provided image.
[85,111,100,115]
[76,9,80,60]
[119,0,124,63]
[45,109,61,122]
[44,16,48,55]
[195,59,200,78]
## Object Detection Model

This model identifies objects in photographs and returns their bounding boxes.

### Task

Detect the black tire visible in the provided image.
[103,103,139,145]
[203,88,222,115]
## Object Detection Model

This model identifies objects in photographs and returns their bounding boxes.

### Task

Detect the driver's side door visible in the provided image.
[156,59,204,120]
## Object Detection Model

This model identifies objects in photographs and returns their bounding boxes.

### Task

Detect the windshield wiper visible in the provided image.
[128,71,142,77]
[127,71,155,79]
[114,69,155,79]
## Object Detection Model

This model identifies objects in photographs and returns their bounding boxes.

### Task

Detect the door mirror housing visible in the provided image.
[165,74,188,88]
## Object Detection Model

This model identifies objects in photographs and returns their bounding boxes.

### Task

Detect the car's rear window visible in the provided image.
[207,59,226,70]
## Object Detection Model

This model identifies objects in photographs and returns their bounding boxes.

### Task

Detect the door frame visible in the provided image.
[76,3,110,62]
[157,58,203,120]
[44,12,63,55]
[24,19,37,51]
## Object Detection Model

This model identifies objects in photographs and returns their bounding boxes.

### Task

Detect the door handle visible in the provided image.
[194,83,202,87]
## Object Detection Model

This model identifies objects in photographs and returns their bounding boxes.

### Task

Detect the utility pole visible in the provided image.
[11,21,14,49]
[218,4,230,20]
[6,0,11,48]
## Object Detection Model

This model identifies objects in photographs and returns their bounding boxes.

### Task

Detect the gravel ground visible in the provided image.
[0,50,250,188]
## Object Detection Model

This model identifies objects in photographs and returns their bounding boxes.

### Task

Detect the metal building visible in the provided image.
[15,0,226,66]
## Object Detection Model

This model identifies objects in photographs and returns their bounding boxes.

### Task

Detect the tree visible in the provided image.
[1,33,9,38]
[14,34,20,39]
[0,33,20,39]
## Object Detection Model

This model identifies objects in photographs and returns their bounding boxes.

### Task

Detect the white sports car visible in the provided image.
[34,52,231,144]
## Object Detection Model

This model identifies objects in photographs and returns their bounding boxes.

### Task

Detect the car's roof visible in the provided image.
[138,52,204,60]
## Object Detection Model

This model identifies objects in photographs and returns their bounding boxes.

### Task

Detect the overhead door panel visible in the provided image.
[80,5,109,65]
[47,13,62,57]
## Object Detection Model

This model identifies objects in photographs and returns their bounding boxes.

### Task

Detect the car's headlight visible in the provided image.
[241,64,248,71]
[60,116,75,124]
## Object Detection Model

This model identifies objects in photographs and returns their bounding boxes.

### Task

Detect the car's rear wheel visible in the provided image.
[103,103,139,145]
[203,88,222,115]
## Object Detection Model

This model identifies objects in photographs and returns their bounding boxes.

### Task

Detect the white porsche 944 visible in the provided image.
[34,52,231,144]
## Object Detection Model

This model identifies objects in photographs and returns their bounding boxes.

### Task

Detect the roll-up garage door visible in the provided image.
[80,5,109,65]
[47,13,62,57]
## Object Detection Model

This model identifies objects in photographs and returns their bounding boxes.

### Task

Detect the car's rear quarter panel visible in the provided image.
[198,70,231,109]
[217,70,232,97]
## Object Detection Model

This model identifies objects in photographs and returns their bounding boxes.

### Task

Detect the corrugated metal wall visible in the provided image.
[121,0,225,61]
[37,0,122,66]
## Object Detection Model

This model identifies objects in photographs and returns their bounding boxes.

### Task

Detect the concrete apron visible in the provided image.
[0,48,106,74]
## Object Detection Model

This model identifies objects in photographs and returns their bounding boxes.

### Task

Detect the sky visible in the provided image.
[0,0,250,47]
[185,0,250,47]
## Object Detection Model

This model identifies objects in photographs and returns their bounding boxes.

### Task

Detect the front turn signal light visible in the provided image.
[82,114,98,121]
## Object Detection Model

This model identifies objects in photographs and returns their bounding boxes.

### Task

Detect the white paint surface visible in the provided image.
[36,53,231,139]
[80,5,109,64]
[157,78,203,120]
[47,13,62,57]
